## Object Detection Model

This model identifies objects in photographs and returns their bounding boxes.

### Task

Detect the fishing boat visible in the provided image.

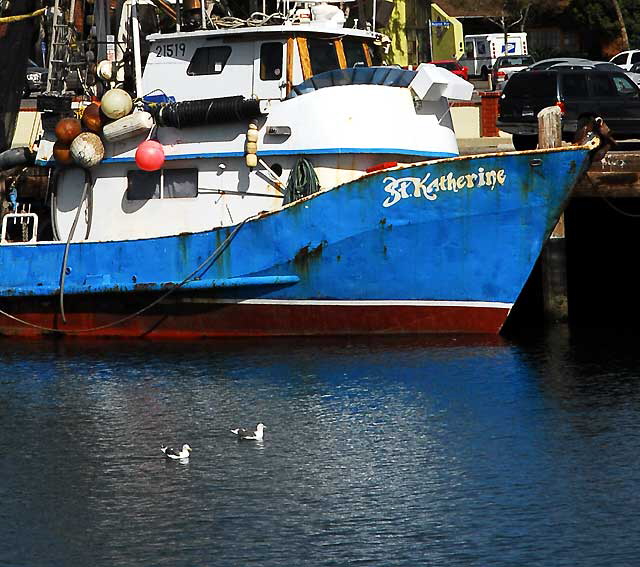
[0,0,603,337]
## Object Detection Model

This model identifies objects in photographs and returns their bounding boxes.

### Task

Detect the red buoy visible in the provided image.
[135,140,165,171]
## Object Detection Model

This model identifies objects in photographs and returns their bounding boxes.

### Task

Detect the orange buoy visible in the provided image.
[135,139,165,171]
[55,117,82,144]
[53,141,73,165]
[81,102,104,133]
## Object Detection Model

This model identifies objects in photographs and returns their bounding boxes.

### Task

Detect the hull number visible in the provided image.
[155,43,186,58]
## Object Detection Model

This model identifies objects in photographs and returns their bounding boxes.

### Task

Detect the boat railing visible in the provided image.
[287,66,417,98]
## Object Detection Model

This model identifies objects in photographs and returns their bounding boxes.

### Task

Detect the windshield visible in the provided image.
[288,67,416,98]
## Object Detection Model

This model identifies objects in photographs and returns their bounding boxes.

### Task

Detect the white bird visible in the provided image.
[161,443,192,459]
[230,423,266,441]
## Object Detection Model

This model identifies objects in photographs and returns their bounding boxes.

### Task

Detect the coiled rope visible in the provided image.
[0,219,248,334]
[209,11,285,29]
[283,158,320,205]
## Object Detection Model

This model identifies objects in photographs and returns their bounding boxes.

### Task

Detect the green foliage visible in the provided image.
[569,0,638,47]
[570,0,618,40]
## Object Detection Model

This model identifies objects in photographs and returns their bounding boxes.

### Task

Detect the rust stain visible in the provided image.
[293,240,327,275]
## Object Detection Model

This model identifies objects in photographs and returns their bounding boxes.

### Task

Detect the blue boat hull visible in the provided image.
[0,147,591,337]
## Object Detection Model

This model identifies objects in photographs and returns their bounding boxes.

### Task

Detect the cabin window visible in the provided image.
[187,46,232,75]
[127,169,198,200]
[307,37,340,75]
[343,38,367,67]
[260,42,283,80]
[164,169,198,198]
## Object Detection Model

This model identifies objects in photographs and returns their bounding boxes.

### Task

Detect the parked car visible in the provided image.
[610,49,640,71]
[430,59,469,81]
[497,67,640,150]
[526,57,593,71]
[24,59,48,96]
[490,55,535,90]
[550,60,640,87]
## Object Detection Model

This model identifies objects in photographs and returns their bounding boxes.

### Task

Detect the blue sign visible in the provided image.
[431,21,451,27]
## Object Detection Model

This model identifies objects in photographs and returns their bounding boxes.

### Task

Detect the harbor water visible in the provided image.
[2,328,640,566]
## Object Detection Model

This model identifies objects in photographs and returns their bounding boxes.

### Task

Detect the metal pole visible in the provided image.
[131,0,143,96]
[372,0,376,30]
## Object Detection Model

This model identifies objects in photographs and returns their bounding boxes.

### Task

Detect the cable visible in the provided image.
[58,169,91,322]
[0,218,248,334]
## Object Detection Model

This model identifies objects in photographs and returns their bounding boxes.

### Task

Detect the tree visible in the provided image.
[485,1,565,55]
[610,0,629,50]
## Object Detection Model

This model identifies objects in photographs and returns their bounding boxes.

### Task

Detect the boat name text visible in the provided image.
[382,167,506,208]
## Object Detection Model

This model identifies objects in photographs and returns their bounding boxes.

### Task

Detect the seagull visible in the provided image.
[161,443,192,459]
[230,423,266,441]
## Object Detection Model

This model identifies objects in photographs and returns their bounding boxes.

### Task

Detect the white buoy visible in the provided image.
[103,111,154,142]
[70,132,105,167]
[101,88,133,120]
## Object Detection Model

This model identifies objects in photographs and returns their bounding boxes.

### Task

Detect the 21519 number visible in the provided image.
[154,43,186,58]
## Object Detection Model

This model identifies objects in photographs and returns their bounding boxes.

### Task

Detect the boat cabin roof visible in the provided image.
[147,23,383,44]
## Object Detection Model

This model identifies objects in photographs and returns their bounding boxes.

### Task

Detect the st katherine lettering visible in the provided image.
[382,167,507,208]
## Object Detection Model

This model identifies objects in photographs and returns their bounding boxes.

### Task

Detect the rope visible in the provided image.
[0,7,45,23]
[209,11,285,29]
[584,172,640,218]
[59,169,92,323]
[283,158,320,205]
[0,219,248,334]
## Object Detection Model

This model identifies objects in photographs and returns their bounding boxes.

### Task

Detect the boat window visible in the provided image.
[187,46,232,76]
[307,37,340,75]
[260,42,283,80]
[164,169,198,198]
[127,170,160,200]
[127,169,198,200]
[288,67,416,98]
[343,38,367,67]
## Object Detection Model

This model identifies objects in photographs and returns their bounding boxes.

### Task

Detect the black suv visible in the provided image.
[497,68,640,150]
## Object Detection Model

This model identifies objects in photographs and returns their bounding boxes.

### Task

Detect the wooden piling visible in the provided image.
[538,106,569,323]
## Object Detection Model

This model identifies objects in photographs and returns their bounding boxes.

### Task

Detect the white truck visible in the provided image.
[459,33,528,79]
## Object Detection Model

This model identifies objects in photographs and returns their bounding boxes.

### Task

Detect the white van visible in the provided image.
[459,33,528,78]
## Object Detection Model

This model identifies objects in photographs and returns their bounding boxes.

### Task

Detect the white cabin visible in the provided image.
[47,16,472,243]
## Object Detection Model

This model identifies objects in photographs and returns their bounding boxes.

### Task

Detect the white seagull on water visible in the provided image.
[161,443,192,459]
[230,423,266,441]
